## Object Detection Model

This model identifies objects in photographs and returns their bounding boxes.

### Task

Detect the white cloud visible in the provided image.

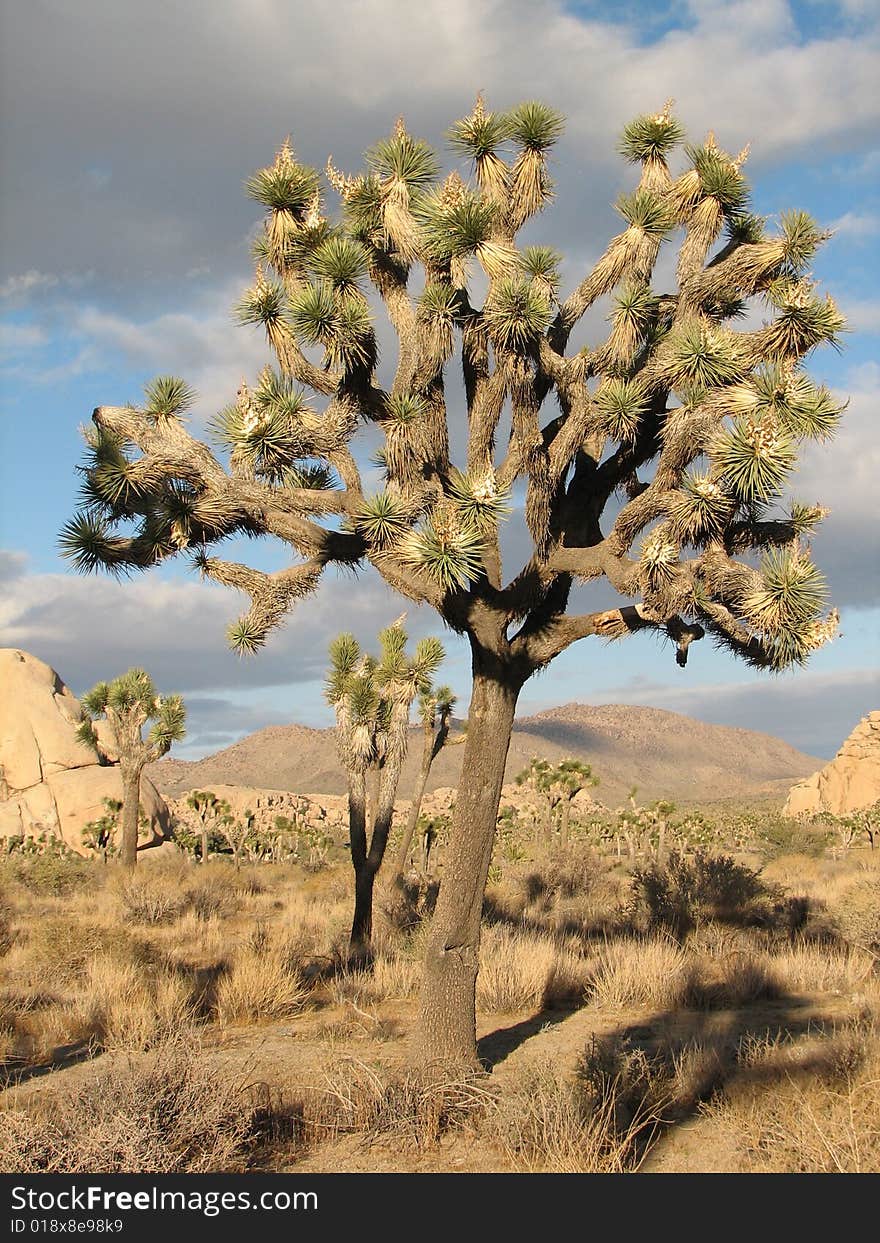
[829,211,880,239]
[0,270,59,300]
[0,551,459,698]
[840,297,880,333]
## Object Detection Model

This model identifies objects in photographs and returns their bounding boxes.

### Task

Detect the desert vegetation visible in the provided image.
[2,799,878,1174]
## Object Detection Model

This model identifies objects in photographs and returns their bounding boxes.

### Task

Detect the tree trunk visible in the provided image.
[119,767,142,869]
[350,860,376,964]
[201,826,209,865]
[347,767,370,962]
[388,722,434,890]
[415,658,521,1068]
[561,798,572,850]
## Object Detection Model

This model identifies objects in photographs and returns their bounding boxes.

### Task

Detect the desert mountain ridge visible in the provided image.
[149,701,823,807]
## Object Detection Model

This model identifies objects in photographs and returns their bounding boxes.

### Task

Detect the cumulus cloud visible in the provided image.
[0,553,458,698]
[793,368,880,608]
[1,1,878,300]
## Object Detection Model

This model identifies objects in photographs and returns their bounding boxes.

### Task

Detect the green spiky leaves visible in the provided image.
[741,547,835,668]
[227,616,266,657]
[246,147,320,214]
[448,101,509,160]
[593,378,649,443]
[619,108,685,163]
[759,281,847,359]
[144,377,196,422]
[519,246,562,296]
[308,236,369,292]
[400,511,484,591]
[780,210,829,274]
[710,417,797,502]
[483,278,552,351]
[59,513,128,576]
[209,370,315,481]
[236,275,287,329]
[506,101,565,152]
[668,472,734,543]
[78,669,186,758]
[354,492,412,550]
[148,693,187,755]
[616,191,677,236]
[288,280,375,370]
[366,129,439,190]
[448,469,511,530]
[656,320,747,392]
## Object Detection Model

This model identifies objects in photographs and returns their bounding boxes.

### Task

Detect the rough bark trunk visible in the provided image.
[119,768,142,869]
[201,827,209,865]
[415,657,521,1068]
[350,860,376,963]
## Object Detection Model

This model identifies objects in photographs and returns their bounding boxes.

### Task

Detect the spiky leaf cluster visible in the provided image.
[619,110,685,162]
[710,417,797,502]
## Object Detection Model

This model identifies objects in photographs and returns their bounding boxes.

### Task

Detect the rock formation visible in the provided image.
[0,648,172,853]
[784,711,880,817]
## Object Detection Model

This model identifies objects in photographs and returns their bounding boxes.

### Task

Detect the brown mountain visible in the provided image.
[148,703,822,808]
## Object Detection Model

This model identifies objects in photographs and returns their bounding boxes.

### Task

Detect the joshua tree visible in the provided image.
[325,620,444,959]
[387,683,458,890]
[62,98,844,1064]
[76,669,186,867]
[185,789,230,864]
[515,756,598,846]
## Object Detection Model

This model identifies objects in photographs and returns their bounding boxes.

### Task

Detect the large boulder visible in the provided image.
[0,648,173,854]
[784,711,880,818]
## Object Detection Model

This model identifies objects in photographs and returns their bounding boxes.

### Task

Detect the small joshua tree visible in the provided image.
[325,620,444,959]
[76,669,186,868]
[185,789,231,864]
[63,98,844,1064]
[388,683,458,890]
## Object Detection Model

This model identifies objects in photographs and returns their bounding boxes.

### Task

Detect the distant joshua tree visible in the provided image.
[76,669,185,867]
[185,789,232,864]
[516,756,598,846]
[325,619,444,960]
[63,97,844,1065]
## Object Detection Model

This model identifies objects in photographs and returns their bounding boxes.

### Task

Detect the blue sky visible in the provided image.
[1,0,878,760]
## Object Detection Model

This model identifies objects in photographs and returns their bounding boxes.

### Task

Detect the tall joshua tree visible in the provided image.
[387,683,458,890]
[325,620,444,959]
[76,669,186,868]
[62,97,844,1064]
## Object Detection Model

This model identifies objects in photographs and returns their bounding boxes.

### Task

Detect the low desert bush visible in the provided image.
[2,854,97,898]
[0,1042,272,1172]
[630,851,772,939]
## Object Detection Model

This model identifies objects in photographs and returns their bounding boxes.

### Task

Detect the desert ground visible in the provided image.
[2,793,878,1174]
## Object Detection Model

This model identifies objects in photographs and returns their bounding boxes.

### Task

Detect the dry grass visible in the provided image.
[305,1056,495,1149]
[704,1024,880,1172]
[2,840,878,1174]
[476,925,594,1013]
[589,936,689,1009]
[0,1040,272,1173]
